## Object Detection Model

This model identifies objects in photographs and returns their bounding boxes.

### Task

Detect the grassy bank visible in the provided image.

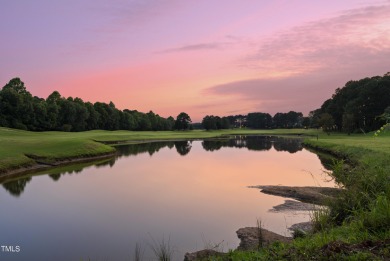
[0,127,312,174]
[213,131,390,260]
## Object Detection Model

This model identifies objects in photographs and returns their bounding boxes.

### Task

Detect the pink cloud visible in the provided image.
[204,3,390,116]
[241,4,390,74]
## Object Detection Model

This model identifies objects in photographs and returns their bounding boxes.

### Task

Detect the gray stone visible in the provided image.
[271,199,318,212]
[184,249,225,261]
[236,227,292,251]
[289,221,313,233]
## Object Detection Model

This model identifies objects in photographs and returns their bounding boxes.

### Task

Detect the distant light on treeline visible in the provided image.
[1,73,389,133]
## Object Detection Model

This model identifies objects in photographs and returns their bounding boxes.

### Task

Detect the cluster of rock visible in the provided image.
[184,184,338,261]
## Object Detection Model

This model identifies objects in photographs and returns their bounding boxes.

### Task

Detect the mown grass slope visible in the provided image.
[0,128,115,172]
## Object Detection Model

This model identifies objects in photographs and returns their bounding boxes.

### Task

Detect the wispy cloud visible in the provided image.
[204,3,390,115]
[158,43,222,53]
[204,71,357,115]
[240,3,390,75]
[157,35,243,54]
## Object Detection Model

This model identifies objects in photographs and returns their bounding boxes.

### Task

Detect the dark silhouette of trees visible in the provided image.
[0,78,34,130]
[202,115,216,130]
[174,112,192,130]
[246,112,272,129]
[342,113,355,135]
[226,115,246,128]
[3,73,388,134]
[273,111,303,128]
[201,115,230,130]
[0,78,176,132]
[318,113,335,135]
[201,112,304,130]
[311,73,390,133]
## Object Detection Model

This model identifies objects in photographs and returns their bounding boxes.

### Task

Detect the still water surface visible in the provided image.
[0,136,334,260]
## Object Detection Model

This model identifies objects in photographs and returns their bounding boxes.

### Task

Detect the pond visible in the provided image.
[0,136,335,261]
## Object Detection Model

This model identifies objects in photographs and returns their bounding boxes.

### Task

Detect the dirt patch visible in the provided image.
[250,185,342,205]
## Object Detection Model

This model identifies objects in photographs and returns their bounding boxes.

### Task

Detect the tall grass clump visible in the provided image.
[312,152,390,237]
[256,218,263,249]
[148,236,174,261]
[133,242,144,261]
[361,195,390,232]
[311,207,332,232]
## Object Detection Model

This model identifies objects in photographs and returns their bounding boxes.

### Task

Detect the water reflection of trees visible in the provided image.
[1,136,305,196]
[47,165,88,182]
[308,149,335,171]
[2,177,32,197]
[272,137,303,153]
[1,142,179,196]
[49,173,61,181]
[174,141,192,156]
[115,141,175,157]
[202,136,302,153]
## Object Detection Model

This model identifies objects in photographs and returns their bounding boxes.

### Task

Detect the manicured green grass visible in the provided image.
[0,127,314,173]
[305,131,390,158]
[0,128,115,172]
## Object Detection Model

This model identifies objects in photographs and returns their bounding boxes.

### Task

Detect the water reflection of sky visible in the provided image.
[0,137,335,261]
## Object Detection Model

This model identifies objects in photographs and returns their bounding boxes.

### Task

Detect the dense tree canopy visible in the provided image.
[201,115,230,130]
[201,111,304,130]
[273,111,303,128]
[0,78,176,131]
[174,112,192,130]
[318,113,335,135]
[3,73,388,134]
[246,112,273,129]
[310,73,390,133]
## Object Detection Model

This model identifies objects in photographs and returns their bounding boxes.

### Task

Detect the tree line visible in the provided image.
[309,73,390,134]
[0,78,192,131]
[201,73,390,133]
[201,111,303,130]
[2,73,389,133]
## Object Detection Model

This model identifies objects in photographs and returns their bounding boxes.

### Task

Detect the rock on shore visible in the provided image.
[184,249,225,261]
[184,227,291,260]
[236,227,292,251]
[250,185,341,205]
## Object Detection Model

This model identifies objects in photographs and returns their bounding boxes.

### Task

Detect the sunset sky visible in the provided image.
[1,0,390,121]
